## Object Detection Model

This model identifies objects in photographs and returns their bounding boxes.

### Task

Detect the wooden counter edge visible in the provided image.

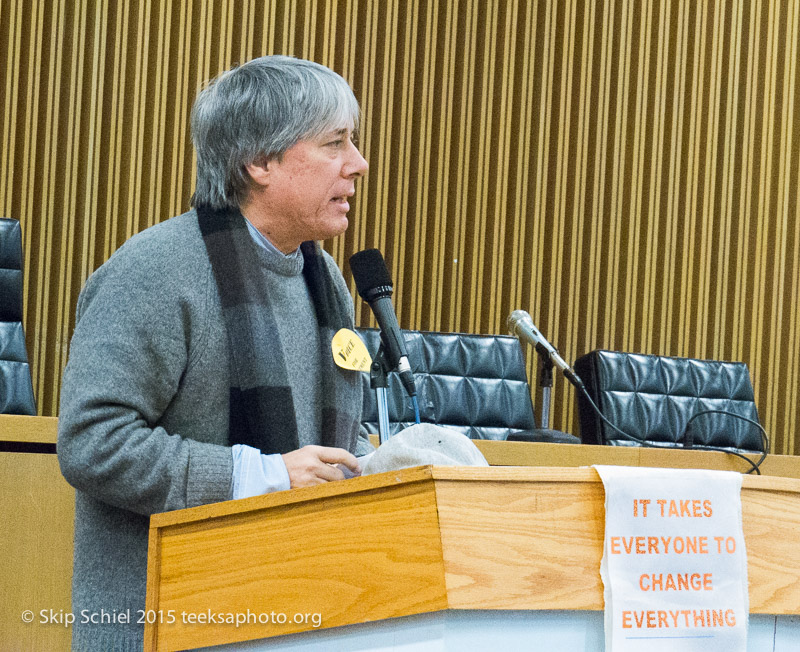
[0,415,58,444]
[473,439,800,479]
[150,465,800,531]
[149,464,437,528]
[429,464,800,493]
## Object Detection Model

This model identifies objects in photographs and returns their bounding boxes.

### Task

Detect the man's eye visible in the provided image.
[327,139,344,147]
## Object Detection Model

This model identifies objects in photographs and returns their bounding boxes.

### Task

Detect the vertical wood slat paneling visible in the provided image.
[2,0,799,455]
[786,0,800,454]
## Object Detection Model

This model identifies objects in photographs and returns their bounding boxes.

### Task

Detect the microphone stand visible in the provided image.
[536,349,555,430]
[370,343,392,445]
[507,341,579,444]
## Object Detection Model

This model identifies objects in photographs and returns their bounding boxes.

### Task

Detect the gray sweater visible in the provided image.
[57,211,364,650]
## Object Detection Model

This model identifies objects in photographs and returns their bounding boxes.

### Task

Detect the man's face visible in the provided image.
[254,125,368,252]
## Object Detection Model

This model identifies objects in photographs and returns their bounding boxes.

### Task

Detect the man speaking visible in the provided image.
[57,55,373,650]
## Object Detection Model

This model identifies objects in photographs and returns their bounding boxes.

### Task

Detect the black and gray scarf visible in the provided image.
[197,204,361,455]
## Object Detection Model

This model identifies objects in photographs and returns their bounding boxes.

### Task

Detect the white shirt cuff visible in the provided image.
[231,444,291,499]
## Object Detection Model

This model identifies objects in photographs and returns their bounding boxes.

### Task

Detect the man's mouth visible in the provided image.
[331,190,355,202]
[330,196,351,214]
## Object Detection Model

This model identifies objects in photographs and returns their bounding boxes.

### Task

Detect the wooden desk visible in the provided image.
[0,413,59,444]
[0,415,73,651]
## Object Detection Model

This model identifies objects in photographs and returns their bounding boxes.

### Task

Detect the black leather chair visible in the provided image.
[0,218,36,415]
[574,350,764,454]
[358,328,554,441]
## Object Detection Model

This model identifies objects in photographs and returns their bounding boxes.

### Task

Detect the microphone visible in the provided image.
[507,310,584,390]
[349,249,417,398]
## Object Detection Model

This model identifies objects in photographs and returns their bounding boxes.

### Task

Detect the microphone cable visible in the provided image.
[579,388,769,475]
[680,409,769,475]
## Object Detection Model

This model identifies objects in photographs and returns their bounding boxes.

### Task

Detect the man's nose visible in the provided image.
[345,142,369,178]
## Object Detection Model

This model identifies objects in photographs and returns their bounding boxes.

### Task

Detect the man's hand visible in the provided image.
[281,445,361,489]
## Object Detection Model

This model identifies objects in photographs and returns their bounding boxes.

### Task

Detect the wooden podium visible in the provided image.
[144,465,800,651]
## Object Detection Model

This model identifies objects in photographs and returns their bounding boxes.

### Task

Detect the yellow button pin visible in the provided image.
[331,328,373,372]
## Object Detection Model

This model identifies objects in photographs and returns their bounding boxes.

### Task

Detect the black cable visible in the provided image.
[681,409,769,475]
[580,387,769,475]
[579,389,661,448]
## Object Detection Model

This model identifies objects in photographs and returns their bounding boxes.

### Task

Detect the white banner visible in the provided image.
[595,465,748,652]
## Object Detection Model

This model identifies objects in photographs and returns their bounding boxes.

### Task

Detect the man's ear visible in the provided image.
[245,158,271,188]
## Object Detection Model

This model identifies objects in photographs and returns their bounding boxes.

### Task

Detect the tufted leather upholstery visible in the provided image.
[0,218,36,415]
[574,349,763,453]
[357,328,536,440]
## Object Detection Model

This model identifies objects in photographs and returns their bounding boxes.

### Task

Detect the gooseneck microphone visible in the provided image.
[349,249,417,398]
[506,311,770,473]
[507,310,584,390]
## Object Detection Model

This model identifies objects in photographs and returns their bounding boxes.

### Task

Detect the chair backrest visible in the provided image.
[0,218,36,415]
[573,349,763,453]
[357,328,535,440]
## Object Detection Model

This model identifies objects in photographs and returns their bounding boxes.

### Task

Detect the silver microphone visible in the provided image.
[507,310,584,389]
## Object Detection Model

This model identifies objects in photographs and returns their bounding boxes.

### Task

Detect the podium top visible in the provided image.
[150,464,800,529]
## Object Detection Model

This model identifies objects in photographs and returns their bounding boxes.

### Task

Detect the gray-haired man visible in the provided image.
[58,55,371,650]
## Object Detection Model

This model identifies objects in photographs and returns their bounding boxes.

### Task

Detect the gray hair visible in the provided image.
[191,55,360,210]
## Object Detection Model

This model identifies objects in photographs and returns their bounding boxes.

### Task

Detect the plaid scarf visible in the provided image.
[197,205,361,455]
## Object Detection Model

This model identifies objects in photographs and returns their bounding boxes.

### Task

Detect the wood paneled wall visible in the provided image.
[2,0,799,455]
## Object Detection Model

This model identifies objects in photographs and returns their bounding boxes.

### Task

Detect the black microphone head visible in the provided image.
[349,249,393,302]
